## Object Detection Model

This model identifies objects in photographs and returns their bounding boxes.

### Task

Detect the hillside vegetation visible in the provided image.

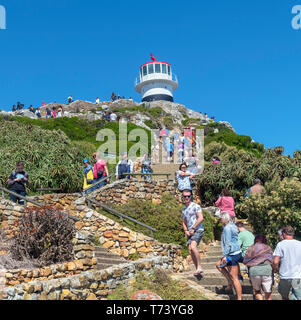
[99,193,222,257]
[0,121,86,193]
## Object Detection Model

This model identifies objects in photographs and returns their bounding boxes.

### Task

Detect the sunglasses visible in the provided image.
[183,195,191,198]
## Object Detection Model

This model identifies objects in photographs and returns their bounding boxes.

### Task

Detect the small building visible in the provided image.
[135,54,178,102]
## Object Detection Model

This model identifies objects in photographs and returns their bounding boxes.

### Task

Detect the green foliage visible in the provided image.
[106,269,208,300]
[99,193,219,257]
[1,115,152,157]
[0,121,87,193]
[144,119,158,129]
[199,142,301,216]
[162,116,174,129]
[205,128,265,157]
[237,178,301,247]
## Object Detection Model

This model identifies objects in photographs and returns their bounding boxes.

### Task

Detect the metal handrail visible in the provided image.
[83,174,115,193]
[123,172,172,180]
[0,186,79,222]
[85,196,157,237]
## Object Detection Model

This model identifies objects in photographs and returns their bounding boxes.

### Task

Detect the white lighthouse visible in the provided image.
[135,54,178,102]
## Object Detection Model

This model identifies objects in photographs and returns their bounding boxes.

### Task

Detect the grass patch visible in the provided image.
[106,269,208,300]
[98,193,221,257]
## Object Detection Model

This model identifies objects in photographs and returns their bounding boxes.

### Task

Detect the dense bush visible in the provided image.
[100,193,220,257]
[198,142,301,214]
[11,205,75,267]
[205,128,265,157]
[237,178,301,247]
[0,121,88,193]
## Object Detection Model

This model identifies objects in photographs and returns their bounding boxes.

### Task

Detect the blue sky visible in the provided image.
[0,0,300,155]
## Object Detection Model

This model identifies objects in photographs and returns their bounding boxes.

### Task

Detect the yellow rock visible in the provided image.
[60,289,72,300]
[67,262,76,271]
[103,241,115,248]
[86,293,98,300]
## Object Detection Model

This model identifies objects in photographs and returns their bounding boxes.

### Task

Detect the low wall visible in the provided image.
[91,179,177,205]
[0,192,188,286]
[0,256,172,300]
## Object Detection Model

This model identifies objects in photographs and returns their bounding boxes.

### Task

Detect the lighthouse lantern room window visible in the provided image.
[148,64,154,74]
[142,66,147,76]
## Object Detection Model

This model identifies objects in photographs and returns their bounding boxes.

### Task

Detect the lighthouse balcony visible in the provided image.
[135,73,178,92]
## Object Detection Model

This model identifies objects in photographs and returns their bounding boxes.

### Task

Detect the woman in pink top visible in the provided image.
[93,153,109,188]
[215,189,235,222]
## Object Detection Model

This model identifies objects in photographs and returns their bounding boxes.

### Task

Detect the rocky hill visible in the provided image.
[0,99,235,132]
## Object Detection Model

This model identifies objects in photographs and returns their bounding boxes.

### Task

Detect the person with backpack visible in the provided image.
[83,159,94,194]
[35,107,42,118]
[7,161,30,205]
[93,152,109,188]
[141,152,153,181]
[115,152,133,180]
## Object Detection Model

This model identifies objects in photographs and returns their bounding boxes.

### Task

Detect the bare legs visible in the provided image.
[216,259,242,300]
[189,241,203,274]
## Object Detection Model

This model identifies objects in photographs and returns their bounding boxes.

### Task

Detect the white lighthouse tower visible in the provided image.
[135,54,178,102]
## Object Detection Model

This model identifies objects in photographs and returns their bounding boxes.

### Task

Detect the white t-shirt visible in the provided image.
[273,239,301,279]
[182,202,204,232]
[110,113,117,121]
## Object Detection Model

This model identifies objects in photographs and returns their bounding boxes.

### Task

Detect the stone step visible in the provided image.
[202,284,279,295]
[190,277,278,292]
[94,247,114,253]
[205,251,223,257]
[94,251,124,259]
[227,294,281,300]
[198,262,220,270]
[199,262,248,272]
[96,257,125,264]
[200,256,222,263]
[96,262,122,270]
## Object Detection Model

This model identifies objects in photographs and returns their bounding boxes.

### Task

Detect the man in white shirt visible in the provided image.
[110,112,117,122]
[273,226,301,300]
[182,189,204,277]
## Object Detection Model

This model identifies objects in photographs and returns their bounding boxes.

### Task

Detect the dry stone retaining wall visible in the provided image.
[0,256,172,300]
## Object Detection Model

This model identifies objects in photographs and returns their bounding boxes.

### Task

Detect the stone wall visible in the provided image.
[0,256,172,300]
[89,178,200,205]
[91,179,177,205]
[0,191,188,287]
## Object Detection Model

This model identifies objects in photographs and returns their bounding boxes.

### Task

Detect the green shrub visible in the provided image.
[162,116,174,129]
[99,193,219,257]
[0,121,87,193]
[107,269,208,300]
[198,142,301,213]
[237,177,301,247]
[205,128,265,157]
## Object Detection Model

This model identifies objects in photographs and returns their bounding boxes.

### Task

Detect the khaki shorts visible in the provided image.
[250,276,273,293]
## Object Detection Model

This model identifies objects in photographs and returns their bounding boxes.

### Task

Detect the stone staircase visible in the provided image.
[152,163,178,180]
[172,241,282,300]
[94,246,126,270]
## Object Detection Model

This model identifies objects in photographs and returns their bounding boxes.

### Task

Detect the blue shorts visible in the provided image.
[227,252,243,266]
